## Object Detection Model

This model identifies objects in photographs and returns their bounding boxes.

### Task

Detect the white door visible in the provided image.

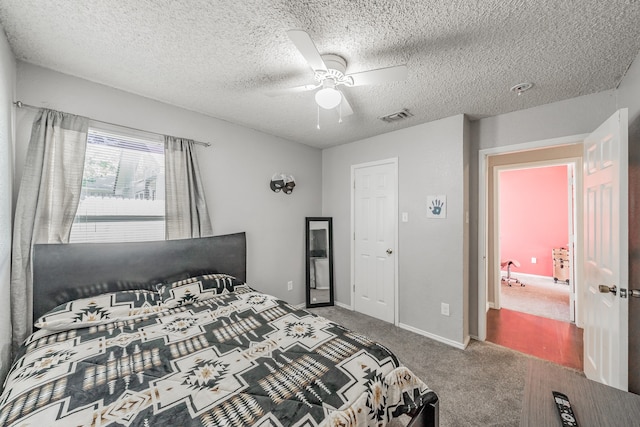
[353,160,397,323]
[583,109,629,390]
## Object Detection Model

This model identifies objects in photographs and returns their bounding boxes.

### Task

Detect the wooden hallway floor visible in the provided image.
[486,308,583,371]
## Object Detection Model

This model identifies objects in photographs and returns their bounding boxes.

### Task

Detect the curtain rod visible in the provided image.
[13,101,212,147]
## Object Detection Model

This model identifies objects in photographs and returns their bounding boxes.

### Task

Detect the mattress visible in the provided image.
[0,274,436,426]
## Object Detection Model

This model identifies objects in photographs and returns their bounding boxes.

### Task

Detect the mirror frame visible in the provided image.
[305,217,334,308]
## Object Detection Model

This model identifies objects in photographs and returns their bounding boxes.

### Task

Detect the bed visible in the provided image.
[0,232,438,426]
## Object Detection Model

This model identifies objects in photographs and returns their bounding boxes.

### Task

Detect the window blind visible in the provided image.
[69,128,166,243]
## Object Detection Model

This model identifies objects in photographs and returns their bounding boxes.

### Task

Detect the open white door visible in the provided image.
[352,160,397,324]
[583,109,629,390]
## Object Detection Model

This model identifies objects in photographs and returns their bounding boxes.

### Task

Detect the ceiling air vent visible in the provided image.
[379,108,413,123]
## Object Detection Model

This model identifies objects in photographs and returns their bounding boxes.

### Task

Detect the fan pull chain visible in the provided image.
[338,102,343,124]
[316,105,320,129]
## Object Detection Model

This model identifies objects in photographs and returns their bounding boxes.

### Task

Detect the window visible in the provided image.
[69,127,165,243]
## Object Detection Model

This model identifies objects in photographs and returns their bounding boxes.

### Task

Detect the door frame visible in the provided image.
[477,134,587,341]
[350,157,399,326]
[492,160,580,324]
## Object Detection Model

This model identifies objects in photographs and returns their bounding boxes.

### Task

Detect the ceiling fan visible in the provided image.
[268,30,408,120]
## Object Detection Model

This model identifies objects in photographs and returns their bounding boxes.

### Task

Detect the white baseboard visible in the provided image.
[487,302,496,309]
[330,303,469,349]
[398,322,469,350]
[334,301,353,310]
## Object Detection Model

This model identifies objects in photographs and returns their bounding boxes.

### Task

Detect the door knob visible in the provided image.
[599,285,617,296]
[386,248,393,255]
[630,290,640,298]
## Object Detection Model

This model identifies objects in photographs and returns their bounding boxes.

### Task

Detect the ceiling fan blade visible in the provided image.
[346,64,408,86]
[286,30,327,72]
[265,83,320,97]
[338,92,354,117]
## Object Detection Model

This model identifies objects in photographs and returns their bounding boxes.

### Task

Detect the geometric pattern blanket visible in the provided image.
[0,285,437,426]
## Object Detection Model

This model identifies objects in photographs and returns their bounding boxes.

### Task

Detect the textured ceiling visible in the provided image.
[1,0,639,148]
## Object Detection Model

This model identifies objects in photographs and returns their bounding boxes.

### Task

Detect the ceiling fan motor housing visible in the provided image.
[315,54,348,83]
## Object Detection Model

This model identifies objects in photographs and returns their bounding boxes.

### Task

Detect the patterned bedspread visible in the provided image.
[0,278,436,426]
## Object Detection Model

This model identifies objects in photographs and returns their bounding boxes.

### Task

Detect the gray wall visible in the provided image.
[322,114,469,345]
[616,51,640,394]
[13,62,323,305]
[0,27,15,383]
[472,90,617,150]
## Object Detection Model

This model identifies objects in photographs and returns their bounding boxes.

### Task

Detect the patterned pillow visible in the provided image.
[160,273,247,307]
[34,289,165,331]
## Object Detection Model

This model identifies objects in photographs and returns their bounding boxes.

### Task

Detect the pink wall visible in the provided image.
[499,165,569,277]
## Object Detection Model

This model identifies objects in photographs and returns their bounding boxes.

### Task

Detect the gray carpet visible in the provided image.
[500,276,570,322]
[309,306,582,427]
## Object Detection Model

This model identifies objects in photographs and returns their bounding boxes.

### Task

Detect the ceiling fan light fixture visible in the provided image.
[315,87,342,109]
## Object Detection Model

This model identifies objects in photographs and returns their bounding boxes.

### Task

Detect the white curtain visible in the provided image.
[164,136,213,239]
[10,109,88,352]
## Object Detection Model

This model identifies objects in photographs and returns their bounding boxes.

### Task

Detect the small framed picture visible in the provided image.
[426,195,446,219]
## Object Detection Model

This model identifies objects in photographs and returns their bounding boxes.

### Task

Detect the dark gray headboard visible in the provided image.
[32,232,246,322]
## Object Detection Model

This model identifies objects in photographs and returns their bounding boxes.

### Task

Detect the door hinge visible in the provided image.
[621,288,627,298]
[353,284,355,292]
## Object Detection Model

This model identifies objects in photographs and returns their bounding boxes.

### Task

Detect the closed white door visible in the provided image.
[353,160,397,323]
[583,109,629,390]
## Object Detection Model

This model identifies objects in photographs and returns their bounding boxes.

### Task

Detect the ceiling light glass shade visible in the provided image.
[315,87,342,109]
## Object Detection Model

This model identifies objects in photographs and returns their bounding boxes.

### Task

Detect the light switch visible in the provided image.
[441,302,450,316]
[402,212,409,222]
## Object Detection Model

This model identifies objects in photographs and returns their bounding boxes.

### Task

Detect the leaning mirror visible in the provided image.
[306,217,334,307]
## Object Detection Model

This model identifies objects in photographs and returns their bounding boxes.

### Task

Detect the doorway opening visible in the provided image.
[480,142,585,370]
[495,163,575,323]
[489,161,584,370]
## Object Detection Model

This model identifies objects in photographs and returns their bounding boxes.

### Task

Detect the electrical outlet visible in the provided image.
[441,302,450,316]
[287,281,293,291]
[531,257,537,264]
[402,212,409,222]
